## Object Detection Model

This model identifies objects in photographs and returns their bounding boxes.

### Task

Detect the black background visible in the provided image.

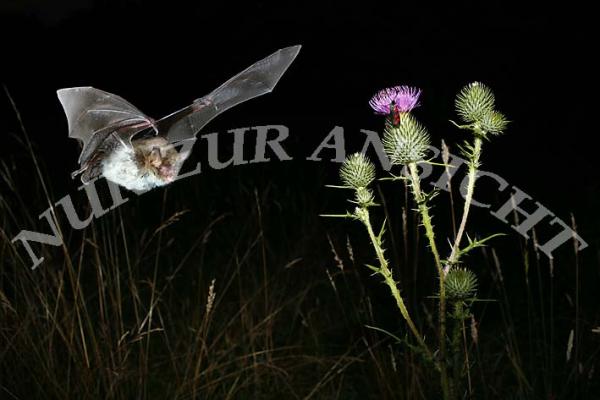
[1,2,596,227]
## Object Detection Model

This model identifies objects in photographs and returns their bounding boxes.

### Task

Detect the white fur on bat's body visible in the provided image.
[102,137,184,192]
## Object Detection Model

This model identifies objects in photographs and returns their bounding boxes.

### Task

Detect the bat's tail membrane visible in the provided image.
[160,45,301,143]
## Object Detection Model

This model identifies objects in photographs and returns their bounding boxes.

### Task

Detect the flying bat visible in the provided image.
[57,45,301,191]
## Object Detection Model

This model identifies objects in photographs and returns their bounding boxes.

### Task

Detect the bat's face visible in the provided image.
[101,137,184,191]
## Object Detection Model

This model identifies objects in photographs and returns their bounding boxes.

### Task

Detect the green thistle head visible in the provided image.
[479,110,509,135]
[444,267,478,300]
[340,153,376,189]
[455,82,508,136]
[354,186,375,207]
[455,82,495,123]
[382,114,431,165]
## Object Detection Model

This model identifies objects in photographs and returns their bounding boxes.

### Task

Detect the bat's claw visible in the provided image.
[71,165,87,180]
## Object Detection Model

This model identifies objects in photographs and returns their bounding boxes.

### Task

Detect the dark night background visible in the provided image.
[0,2,597,233]
[1,1,598,399]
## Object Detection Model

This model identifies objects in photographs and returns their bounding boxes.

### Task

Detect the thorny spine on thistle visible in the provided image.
[324,82,508,400]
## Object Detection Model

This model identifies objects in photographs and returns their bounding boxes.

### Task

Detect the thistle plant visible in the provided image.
[327,153,434,363]
[448,82,509,269]
[379,90,451,397]
[324,82,508,399]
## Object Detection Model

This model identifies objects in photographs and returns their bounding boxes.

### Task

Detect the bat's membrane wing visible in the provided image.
[158,45,301,143]
[57,87,154,166]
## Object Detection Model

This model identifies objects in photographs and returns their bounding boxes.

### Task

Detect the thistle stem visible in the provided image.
[356,207,436,366]
[407,162,450,399]
[448,136,483,266]
[450,302,464,397]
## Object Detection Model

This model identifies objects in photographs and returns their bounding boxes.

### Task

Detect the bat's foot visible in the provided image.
[71,165,87,180]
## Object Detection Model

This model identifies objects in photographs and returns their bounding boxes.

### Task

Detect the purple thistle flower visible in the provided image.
[369,85,421,115]
[369,87,400,114]
[394,86,421,113]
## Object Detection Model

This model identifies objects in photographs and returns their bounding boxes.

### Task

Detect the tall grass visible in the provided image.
[0,163,369,398]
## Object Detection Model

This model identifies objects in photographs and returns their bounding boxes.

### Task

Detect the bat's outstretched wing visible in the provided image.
[57,87,154,166]
[157,45,301,143]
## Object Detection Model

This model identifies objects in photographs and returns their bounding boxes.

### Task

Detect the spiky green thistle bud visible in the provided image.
[355,186,374,206]
[340,153,376,189]
[382,114,431,165]
[444,267,478,300]
[455,82,495,124]
[479,110,509,135]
